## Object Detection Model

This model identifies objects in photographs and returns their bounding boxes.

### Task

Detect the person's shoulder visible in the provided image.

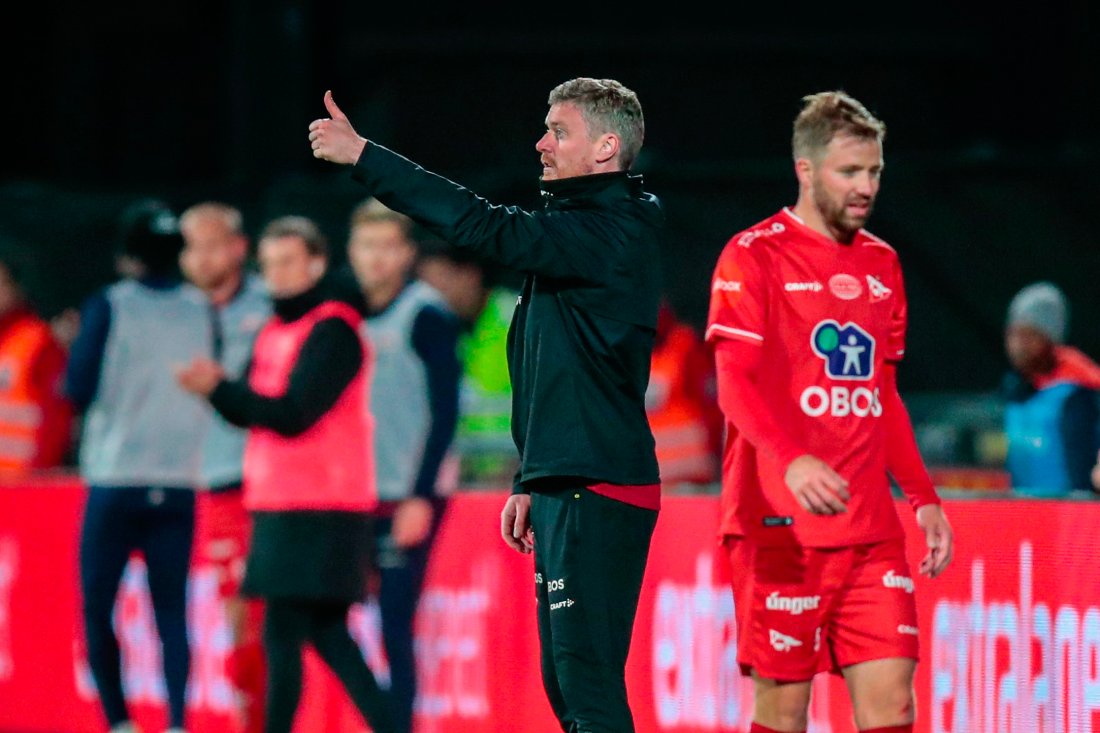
[177,282,211,306]
[4,308,47,331]
[310,303,364,343]
[588,189,663,240]
[1054,346,1100,390]
[714,210,789,270]
[722,209,791,253]
[82,283,118,312]
[242,273,272,301]
[413,290,460,334]
[103,278,136,298]
[3,310,55,347]
[1001,369,1035,402]
[409,280,454,315]
[631,190,664,223]
[667,319,705,349]
[857,228,900,259]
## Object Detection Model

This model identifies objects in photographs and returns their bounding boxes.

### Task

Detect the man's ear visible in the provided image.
[794,157,814,188]
[595,133,621,165]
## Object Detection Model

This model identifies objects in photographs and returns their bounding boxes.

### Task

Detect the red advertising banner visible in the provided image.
[0,478,1097,732]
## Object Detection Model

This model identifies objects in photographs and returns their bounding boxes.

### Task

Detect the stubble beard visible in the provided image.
[815,187,872,242]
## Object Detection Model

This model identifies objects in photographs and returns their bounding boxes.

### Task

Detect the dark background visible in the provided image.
[4,2,1098,398]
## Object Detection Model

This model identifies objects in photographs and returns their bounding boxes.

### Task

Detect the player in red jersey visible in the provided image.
[705,91,954,733]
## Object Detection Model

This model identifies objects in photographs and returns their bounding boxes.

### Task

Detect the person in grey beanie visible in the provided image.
[65,198,214,733]
[1006,281,1068,346]
[1002,281,1100,496]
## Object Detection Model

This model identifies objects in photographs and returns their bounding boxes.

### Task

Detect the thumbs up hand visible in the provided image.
[308,90,367,165]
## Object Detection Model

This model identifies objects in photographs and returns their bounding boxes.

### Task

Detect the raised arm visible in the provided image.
[309,91,623,282]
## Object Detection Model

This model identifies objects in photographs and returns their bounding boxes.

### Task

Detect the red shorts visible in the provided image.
[726,537,919,681]
[195,488,267,732]
[194,488,252,598]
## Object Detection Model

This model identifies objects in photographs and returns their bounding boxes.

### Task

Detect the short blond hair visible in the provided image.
[180,201,244,235]
[349,198,414,239]
[792,91,885,162]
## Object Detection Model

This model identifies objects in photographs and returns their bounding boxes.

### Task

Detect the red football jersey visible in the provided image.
[706,208,908,547]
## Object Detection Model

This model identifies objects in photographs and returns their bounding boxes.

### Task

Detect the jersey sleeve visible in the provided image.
[886,252,908,362]
[705,239,768,347]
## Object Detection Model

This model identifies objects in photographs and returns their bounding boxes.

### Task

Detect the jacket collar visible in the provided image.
[538,170,642,202]
[273,283,324,323]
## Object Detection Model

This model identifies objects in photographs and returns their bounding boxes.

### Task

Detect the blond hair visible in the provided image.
[180,201,244,235]
[792,91,885,162]
[349,198,414,239]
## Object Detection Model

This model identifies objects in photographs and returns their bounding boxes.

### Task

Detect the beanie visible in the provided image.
[1006,281,1068,343]
[116,199,184,276]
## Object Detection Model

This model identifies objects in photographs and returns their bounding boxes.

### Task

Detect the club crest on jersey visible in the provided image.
[828,273,862,300]
[866,274,892,303]
[811,320,875,380]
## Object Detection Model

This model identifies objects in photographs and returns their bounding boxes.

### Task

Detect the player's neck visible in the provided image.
[790,200,857,245]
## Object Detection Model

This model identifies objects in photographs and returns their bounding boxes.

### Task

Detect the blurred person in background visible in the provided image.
[344,198,460,733]
[0,255,72,473]
[646,298,722,491]
[1002,281,1100,496]
[417,241,519,488]
[179,202,271,733]
[66,199,214,733]
[176,216,394,733]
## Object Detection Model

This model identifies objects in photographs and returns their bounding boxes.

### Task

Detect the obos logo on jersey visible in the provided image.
[811,320,875,380]
[802,320,882,418]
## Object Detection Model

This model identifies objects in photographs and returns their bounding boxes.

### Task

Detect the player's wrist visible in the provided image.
[777,446,811,474]
[914,497,943,515]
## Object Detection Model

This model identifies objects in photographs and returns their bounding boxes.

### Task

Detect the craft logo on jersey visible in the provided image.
[866,274,892,303]
[811,320,875,381]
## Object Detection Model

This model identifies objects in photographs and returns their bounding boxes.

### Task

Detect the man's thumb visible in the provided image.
[324,90,347,121]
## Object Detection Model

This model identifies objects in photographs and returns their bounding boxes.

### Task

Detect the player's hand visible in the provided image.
[308,90,368,165]
[916,503,953,578]
[392,497,434,549]
[784,454,850,515]
[175,357,225,396]
[500,494,534,554]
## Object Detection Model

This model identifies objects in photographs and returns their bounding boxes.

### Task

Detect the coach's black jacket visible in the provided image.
[352,143,663,494]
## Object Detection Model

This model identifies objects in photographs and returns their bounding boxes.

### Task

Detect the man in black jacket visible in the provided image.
[311,77,662,733]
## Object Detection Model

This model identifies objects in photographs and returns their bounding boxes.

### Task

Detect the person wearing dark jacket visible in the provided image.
[176,216,394,733]
[310,77,662,733]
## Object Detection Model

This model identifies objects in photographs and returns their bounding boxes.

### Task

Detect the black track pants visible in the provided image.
[530,487,657,733]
